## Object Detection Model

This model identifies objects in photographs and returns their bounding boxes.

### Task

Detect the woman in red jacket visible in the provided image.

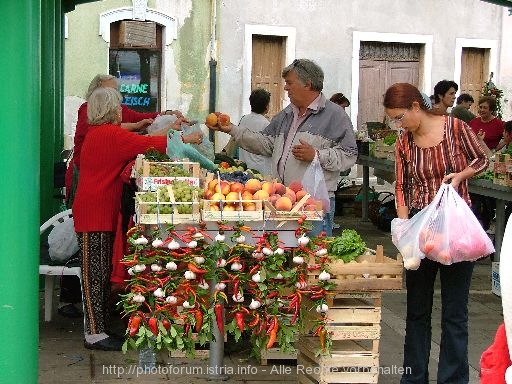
[65,74,183,205]
[73,87,177,351]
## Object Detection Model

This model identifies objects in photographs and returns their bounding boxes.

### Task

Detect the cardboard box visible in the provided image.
[492,261,501,297]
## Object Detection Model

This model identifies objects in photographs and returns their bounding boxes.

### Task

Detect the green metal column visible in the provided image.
[0,2,41,383]
[41,0,64,223]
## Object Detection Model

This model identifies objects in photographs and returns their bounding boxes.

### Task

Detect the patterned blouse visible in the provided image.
[395,116,489,210]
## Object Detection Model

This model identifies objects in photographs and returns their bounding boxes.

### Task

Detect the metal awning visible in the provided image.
[481,0,512,6]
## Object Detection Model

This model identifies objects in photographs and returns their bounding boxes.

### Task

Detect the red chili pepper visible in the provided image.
[248,313,260,328]
[148,317,159,336]
[290,301,300,325]
[249,264,260,275]
[187,263,207,274]
[162,318,171,331]
[266,317,278,349]
[233,279,240,296]
[128,315,142,337]
[194,310,204,333]
[235,312,245,332]
[267,291,279,299]
[214,303,224,334]
[184,322,191,336]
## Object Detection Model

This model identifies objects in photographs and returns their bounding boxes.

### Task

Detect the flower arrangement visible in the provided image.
[481,72,504,119]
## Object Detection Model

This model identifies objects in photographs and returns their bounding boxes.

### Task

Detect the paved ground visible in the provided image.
[38,214,503,383]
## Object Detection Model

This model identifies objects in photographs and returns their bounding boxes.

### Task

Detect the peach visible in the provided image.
[273,182,286,195]
[225,191,240,201]
[205,113,218,126]
[284,192,297,204]
[207,179,218,192]
[241,191,254,201]
[230,182,244,193]
[275,196,293,211]
[304,204,317,211]
[209,204,220,211]
[261,181,275,195]
[222,204,236,211]
[295,189,308,201]
[245,179,262,194]
[289,180,303,193]
[215,180,231,195]
[211,192,225,201]
[253,190,270,200]
[269,194,281,205]
[204,189,215,200]
[218,113,231,127]
[285,187,294,196]
[243,202,257,211]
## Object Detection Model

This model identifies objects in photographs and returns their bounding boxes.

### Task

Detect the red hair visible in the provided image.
[383,83,429,111]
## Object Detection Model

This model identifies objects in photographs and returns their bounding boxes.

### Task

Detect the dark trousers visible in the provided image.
[78,232,113,335]
[400,258,474,384]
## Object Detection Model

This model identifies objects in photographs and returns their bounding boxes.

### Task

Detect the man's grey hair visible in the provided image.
[282,59,324,92]
[87,87,123,125]
[85,74,117,99]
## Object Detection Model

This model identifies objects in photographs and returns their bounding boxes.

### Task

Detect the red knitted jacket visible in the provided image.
[73,123,166,232]
[73,103,159,169]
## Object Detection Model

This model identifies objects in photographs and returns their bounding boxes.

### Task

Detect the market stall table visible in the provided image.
[356,154,512,261]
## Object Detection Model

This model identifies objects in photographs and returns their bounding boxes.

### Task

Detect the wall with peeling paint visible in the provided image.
[64,0,511,150]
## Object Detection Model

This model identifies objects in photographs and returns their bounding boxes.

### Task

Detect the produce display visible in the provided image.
[119,152,402,361]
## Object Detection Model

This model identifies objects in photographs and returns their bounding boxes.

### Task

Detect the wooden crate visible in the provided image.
[302,292,382,347]
[307,246,403,292]
[493,153,512,186]
[201,199,264,221]
[260,345,298,365]
[134,155,201,191]
[297,337,379,384]
[135,187,201,224]
[373,139,395,161]
[264,194,323,228]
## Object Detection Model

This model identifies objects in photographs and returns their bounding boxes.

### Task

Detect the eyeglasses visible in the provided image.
[386,110,408,130]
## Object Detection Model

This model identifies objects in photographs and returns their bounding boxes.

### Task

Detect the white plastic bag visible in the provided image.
[419,184,494,265]
[392,184,495,269]
[391,209,432,270]
[48,217,79,262]
[146,115,177,134]
[301,154,330,212]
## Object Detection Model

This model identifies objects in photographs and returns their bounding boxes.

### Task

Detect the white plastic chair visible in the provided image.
[39,209,82,321]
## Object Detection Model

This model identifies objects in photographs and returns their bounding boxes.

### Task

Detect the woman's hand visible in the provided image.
[169,117,186,131]
[442,172,463,189]
[182,132,203,145]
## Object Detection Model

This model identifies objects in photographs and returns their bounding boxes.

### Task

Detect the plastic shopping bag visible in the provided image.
[166,130,217,171]
[301,153,330,212]
[147,115,177,135]
[181,123,215,161]
[418,184,494,265]
[391,209,432,270]
[48,216,79,263]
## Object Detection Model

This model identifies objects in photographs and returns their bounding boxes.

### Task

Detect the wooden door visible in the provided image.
[359,60,387,130]
[460,47,489,115]
[252,35,285,118]
[358,60,419,131]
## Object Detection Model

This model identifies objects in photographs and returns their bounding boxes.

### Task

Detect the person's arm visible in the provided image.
[394,136,409,219]
[121,105,159,123]
[207,118,276,157]
[444,121,489,188]
[121,118,154,132]
[73,103,89,170]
